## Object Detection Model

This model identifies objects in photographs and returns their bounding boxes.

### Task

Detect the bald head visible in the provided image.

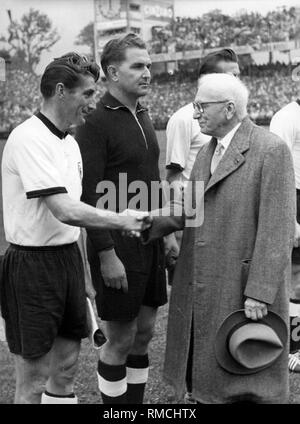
[197,73,248,120]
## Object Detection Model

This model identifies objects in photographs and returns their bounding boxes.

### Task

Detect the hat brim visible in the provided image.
[214,310,288,375]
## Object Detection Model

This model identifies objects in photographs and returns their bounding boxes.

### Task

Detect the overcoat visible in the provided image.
[147,117,295,403]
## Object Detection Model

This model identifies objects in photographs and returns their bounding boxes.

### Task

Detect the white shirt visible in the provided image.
[217,122,242,154]
[166,102,210,185]
[2,114,82,246]
[270,101,300,189]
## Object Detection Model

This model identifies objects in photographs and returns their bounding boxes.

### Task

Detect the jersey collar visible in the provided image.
[100,91,148,114]
[35,111,69,139]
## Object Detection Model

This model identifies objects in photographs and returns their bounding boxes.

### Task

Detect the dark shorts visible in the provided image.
[87,233,167,321]
[0,243,88,359]
[293,189,300,264]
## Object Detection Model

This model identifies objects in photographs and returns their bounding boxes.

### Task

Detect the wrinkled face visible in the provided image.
[63,74,96,126]
[114,47,152,98]
[193,86,231,137]
[216,60,240,77]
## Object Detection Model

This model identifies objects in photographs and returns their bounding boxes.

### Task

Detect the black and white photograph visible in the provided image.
[0,0,300,409]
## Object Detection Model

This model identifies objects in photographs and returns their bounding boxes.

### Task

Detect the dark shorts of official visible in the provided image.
[293,189,300,264]
[0,243,88,359]
[87,233,167,321]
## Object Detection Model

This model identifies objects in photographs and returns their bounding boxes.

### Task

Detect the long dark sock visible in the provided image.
[126,354,149,404]
[97,359,127,404]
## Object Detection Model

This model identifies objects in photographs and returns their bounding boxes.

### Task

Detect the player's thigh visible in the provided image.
[137,305,158,334]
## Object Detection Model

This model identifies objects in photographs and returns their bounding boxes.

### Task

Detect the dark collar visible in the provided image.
[297,99,300,107]
[35,111,69,139]
[100,91,148,113]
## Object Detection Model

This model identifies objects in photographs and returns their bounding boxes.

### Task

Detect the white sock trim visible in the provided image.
[41,393,78,404]
[289,301,300,316]
[126,367,149,384]
[97,373,127,397]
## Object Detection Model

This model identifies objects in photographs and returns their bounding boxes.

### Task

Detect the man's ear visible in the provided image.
[107,64,119,82]
[56,83,65,99]
[226,101,236,120]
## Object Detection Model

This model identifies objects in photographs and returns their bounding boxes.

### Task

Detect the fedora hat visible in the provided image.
[214,309,287,375]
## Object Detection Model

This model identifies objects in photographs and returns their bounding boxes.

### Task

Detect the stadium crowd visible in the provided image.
[151,7,299,53]
[1,6,300,133]
[0,61,299,133]
[0,69,40,133]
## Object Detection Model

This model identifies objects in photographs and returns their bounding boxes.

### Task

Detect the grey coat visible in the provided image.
[148,117,295,403]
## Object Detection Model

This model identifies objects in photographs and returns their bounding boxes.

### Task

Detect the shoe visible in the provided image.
[289,353,300,372]
[184,392,197,404]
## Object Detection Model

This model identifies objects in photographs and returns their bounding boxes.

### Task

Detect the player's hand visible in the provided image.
[164,234,179,286]
[85,279,96,303]
[99,249,128,293]
[244,297,268,321]
[294,222,300,248]
[119,209,153,237]
[164,234,179,267]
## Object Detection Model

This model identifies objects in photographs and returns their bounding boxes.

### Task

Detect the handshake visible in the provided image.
[118,209,153,237]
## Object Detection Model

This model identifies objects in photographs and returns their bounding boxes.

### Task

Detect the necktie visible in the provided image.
[210,142,224,174]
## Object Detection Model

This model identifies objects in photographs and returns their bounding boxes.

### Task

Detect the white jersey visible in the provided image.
[2,114,82,246]
[166,102,210,185]
[270,101,300,189]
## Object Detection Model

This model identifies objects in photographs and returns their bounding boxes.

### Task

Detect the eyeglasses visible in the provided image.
[193,100,230,114]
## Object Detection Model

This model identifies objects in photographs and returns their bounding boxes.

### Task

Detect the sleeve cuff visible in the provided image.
[86,229,114,252]
[166,162,184,171]
[26,186,67,199]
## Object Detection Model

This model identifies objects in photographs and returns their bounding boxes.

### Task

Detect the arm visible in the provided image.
[45,194,150,293]
[269,111,294,151]
[166,167,184,184]
[76,120,115,251]
[43,193,148,232]
[165,111,191,182]
[244,140,296,310]
[76,121,127,292]
[142,201,185,244]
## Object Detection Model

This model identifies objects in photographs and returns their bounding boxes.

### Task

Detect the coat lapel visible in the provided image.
[194,137,217,189]
[205,117,253,193]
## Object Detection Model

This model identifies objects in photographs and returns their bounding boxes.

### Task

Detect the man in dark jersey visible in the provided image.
[76,33,174,404]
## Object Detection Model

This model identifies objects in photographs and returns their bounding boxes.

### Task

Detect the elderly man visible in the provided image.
[143,73,295,403]
[165,49,240,403]
[166,48,240,188]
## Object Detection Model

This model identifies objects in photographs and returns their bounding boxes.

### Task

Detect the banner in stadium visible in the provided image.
[143,0,174,22]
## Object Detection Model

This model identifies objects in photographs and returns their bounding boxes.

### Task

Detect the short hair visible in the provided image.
[40,52,100,99]
[198,49,239,78]
[197,73,248,120]
[101,33,147,76]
